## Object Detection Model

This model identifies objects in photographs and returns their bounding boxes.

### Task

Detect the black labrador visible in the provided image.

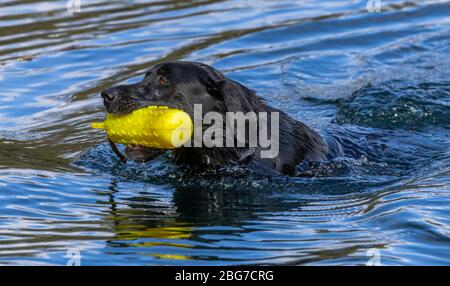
[101,61,329,175]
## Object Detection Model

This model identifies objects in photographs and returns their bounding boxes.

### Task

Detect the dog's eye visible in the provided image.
[158,76,169,87]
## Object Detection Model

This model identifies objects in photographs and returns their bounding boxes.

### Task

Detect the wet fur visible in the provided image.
[102,61,328,175]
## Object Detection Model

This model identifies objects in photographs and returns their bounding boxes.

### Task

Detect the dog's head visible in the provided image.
[102,61,257,116]
[101,61,260,162]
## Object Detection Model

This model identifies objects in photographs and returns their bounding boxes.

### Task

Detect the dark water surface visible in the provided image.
[0,0,449,265]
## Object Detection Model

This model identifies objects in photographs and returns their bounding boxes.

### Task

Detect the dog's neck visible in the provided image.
[172,145,256,168]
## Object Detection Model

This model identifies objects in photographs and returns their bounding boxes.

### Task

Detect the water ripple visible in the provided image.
[0,0,449,265]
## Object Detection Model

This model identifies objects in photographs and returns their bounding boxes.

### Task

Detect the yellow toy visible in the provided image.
[91,106,193,149]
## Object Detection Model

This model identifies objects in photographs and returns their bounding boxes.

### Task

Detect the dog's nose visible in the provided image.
[101,89,116,102]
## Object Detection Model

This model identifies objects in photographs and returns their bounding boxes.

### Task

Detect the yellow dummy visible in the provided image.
[91,106,193,148]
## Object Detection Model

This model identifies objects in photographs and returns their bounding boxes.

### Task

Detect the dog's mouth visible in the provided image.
[124,144,161,162]
[125,144,146,161]
[108,140,163,163]
[106,103,192,163]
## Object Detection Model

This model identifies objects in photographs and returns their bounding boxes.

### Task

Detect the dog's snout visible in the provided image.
[101,87,122,114]
[101,89,116,102]
[101,85,141,114]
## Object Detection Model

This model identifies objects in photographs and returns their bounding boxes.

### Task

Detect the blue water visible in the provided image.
[0,0,449,265]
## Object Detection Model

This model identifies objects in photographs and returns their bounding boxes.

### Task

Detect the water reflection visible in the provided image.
[0,0,449,265]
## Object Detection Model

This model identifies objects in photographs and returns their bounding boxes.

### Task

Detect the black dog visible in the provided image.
[101,61,329,175]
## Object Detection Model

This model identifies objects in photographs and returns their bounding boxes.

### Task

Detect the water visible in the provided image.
[0,0,449,266]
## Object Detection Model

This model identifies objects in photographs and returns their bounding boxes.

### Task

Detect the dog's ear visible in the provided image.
[198,63,260,112]
[198,65,226,97]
